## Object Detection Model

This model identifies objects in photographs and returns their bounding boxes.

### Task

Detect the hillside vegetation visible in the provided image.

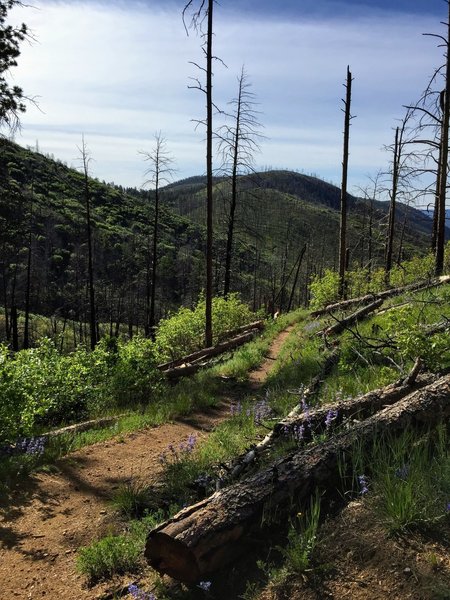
[1,140,444,352]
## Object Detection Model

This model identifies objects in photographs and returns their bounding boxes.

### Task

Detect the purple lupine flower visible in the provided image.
[446,502,450,512]
[358,474,369,495]
[198,580,212,592]
[324,408,338,429]
[186,433,197,452]
[293,424,305,443]
[128,583,156,599]
[395,464,409,479]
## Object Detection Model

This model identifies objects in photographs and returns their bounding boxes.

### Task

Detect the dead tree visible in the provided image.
[183,0,215,346]
[338,66,353,298]
[217,67,264,298]
[78,135,97,350]
[140,133,175,338]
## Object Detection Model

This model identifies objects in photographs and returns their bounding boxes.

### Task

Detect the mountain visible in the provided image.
[0,141,442,347]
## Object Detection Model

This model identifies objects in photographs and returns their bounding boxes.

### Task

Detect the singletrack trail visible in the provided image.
[0,324,295,600]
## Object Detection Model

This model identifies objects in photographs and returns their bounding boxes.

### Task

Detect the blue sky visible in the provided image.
[8,0,447,197]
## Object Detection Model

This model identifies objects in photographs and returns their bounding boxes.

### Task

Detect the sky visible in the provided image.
[7,0,448,196]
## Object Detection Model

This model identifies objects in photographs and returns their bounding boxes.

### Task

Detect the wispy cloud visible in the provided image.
[10,1,444,193]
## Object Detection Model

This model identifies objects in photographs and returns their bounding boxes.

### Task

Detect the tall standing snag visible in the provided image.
[140,133,175,338]
[338,66,353,298]
[183,0,215,346]
[217,66,263,298]
[78,135,97,350]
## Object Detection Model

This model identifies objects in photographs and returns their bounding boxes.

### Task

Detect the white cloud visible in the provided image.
[9,1,444,194]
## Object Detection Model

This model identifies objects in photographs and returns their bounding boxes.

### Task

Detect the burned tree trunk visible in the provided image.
[145,374,450,583]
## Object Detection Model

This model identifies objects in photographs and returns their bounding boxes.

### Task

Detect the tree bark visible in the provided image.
[145,374,450,583]
[321,297,383,337]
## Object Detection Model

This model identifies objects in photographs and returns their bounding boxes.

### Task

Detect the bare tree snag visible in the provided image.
[145,374,450,583]
[338,66,353,299]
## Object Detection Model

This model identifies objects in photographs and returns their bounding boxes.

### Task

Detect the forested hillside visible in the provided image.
[0,140,442,349]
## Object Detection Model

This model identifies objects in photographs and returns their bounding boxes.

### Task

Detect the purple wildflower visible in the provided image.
[198,581,212,592]
[358,474,369,495]
[324,408,338,429]
[187,433,197,452]
[293,424,305,443]
[395,464,409,480]
[446,502,450,512]
[128,583,156,599]
[18,436,46,456]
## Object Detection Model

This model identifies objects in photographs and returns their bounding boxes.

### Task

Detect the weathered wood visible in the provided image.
[162,329,262,379]
[311,276,450,317]
[321,298,383,337]
[157,321,264,371]
[145,374,450,583]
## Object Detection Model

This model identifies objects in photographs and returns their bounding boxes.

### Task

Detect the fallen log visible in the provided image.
[145,373,450,583]
[157,321,264,372]
[311,275,450,317]
[226,359,429,481]
[162,329,262,380]
[321,298,383,337]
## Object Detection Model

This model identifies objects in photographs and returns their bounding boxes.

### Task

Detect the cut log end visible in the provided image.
[145,531,200,583]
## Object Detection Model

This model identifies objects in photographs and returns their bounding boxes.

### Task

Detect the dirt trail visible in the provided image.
[0,325,295,600]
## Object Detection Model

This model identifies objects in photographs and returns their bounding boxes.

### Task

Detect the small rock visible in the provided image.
[403,567,412,576]
[99,510,107,515]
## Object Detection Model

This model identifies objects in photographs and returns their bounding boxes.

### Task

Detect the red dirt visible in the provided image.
[0,326,292,600]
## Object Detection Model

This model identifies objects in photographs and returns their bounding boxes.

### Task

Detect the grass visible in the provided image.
[76,533,143,582]
[279,490,322,575]
[369,426,450,532]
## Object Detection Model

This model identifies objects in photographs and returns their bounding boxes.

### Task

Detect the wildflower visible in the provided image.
[293,424,305,443]
[186,433,197,452]
[158,452,167,465]
[18,436,46,456]
[198,580,212,592]
[128,583,156,599]
[324,408,338,429]
[358,474,369,495]
[446,502,450,512]
[395,464,409,480]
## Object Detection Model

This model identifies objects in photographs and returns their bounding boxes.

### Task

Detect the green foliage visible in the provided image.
[309,270,340,310]
[0,336,161,444]
[279,490,321,574]
[76,534,142,582]
[369,427,450,532]
[154,293,257,361]
[389,253,435,287]
[309,253,442,310]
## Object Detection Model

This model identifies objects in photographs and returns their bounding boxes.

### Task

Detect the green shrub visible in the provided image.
[155,293,257,361]
[309,270,340,310]
[76,534,142,582]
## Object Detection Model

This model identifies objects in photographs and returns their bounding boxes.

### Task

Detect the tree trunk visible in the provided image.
[205,0,214,346]
[145,374,450,583]
[385,126,399,283]
[338,66,352,298]
[321,297,383,337]
[435,1,450,275]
